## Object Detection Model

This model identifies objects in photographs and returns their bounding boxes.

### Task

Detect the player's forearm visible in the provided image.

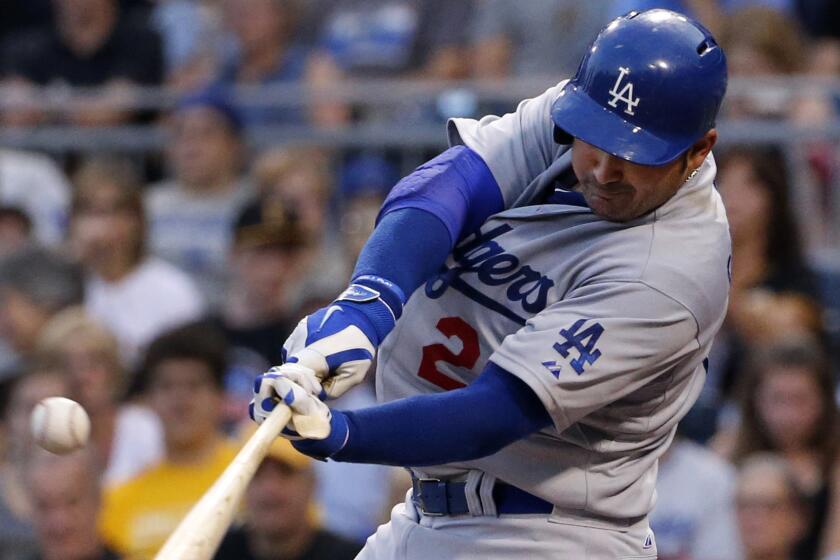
[351,208,453,298]
[281,150,502,398]
[293,363,552,466]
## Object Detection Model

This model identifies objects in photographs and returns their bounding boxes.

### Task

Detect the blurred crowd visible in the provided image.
[0,1,837,559]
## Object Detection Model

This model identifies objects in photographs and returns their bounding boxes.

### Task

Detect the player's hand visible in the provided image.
[249,369,332,440]
[281,275,406,399]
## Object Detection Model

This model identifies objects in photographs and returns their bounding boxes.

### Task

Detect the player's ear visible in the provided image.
[686,129,717,170]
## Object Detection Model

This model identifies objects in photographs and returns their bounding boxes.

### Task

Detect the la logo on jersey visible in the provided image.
[643,529,655,550]
[608,66,640,115]
[552,319,604,375]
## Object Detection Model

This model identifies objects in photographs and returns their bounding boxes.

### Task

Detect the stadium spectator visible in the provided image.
[720,6,806,119]
[213,426,362,560]
[789,38,840,236]
[650,435,743,560]
[605,0,801,33]
[0,207,33,259]
[0,247,84,365]
[70,157,205,365]
[735,454,809,560]
[605,1,722,33]
[0,150,70,247]
[470,1,607,80]
[24,448,121,560]
[35,308,164,485]
[250,146,344,309]
[337,154,400,269]
[726,290,823,346]
[146,90,253,309]
[215,199,307,426]
[315,0,473,80]
[229,154,408,541]
[0,212,40,379]
[99,321,238,558]
[0,366,68,560]
[697,145,819,431]
[715,335,838,560]
[795,0,840,38]
[0,0,52,46]
[311,378,403,544]
[152,0,223,90]
[718,146,817,296]
[0,0,163,126]
[217,0,342,127]
[790,38,840,125]
[822,462,840,559]
[252,146,331,242]
[310,0,474,124]
[222,199,307,366]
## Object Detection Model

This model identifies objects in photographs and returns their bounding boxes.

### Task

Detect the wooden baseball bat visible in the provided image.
[154,404,293,560]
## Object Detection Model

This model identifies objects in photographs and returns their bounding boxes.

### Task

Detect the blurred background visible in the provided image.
[0,1,838,559]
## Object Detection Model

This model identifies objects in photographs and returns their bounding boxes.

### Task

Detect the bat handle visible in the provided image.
[154,404,293,560]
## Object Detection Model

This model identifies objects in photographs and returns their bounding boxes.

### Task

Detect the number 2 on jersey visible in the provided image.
[417,317,479,390]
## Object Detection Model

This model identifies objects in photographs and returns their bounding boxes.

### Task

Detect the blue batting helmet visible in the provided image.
[551,9,727,166]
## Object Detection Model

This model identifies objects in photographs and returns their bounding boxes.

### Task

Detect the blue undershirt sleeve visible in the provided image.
[293,362,552,466]
[351,209,452,298]
[377,145,503,244]
[351,146,502,300]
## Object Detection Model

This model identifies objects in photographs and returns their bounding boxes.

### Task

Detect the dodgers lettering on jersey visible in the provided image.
[425,223,554,326]
[375,83,731,526]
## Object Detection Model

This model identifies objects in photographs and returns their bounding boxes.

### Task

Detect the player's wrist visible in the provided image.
[347,275,407,319]
[336,275,407,344]
[292,409,350,461]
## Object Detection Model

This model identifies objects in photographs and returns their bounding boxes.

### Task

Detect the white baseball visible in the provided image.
[30,397,91,454]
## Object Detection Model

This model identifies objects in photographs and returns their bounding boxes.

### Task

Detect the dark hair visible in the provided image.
[233,199,309,251]
[0,206,32,234]
[175,88,243,135]
[137,321,227,393]
[732,335,839,473]
[717,145,808,277]
[722,7,805,74]
[71,156,147,264]
[737,453,810,512]
[0,247,84,312]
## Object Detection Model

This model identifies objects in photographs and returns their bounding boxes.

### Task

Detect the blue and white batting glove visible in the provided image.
[249,369,333,440]
[279,275,406,399]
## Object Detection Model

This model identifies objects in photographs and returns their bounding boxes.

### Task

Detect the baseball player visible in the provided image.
[250,9,730,559]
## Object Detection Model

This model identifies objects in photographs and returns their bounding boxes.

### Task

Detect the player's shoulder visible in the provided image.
[639,153,731,329]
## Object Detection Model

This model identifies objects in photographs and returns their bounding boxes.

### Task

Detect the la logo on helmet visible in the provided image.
[608,67,640,115]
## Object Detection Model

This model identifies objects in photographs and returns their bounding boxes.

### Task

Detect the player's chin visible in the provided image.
[586,194,636,222]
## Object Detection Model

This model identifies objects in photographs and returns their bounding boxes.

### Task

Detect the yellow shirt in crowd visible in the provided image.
[99,440,239,560]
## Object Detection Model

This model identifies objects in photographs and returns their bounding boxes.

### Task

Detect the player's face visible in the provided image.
[571,131,717,221]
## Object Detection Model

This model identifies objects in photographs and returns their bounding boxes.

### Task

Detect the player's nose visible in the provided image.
[592,152,624,184]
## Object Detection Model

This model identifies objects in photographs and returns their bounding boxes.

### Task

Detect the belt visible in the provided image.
[411,475,553,516]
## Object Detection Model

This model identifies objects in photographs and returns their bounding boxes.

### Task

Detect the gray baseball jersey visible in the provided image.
[375,82,731,525]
